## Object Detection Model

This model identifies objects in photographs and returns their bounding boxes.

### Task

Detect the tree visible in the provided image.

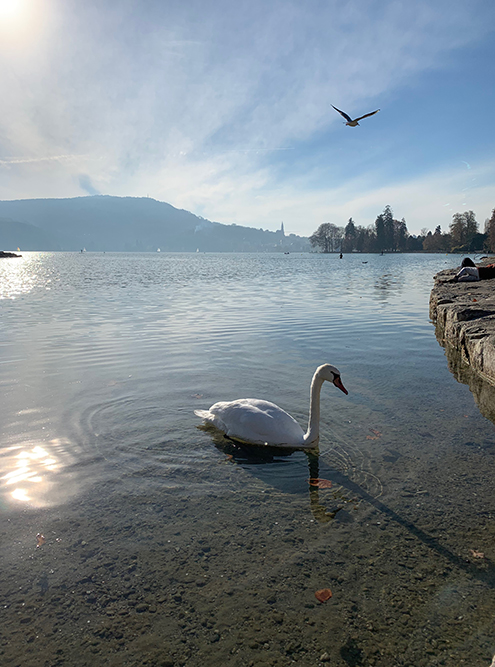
[450,213,466,248]
[485,209,495,252]
[450,213,464,247]
[375,214,385,251]
[464,210,478,247]
[423,231,437,252]
[406,234,424,252]
[309,223,343,253]
[450,210,480,251]
[421,224,452,252]
[382,205,395,250]
[394,217,408,252]
[355,225,376,252]
[342,218,357,252]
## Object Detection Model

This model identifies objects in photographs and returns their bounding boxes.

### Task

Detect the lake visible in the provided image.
[1,251,495,667]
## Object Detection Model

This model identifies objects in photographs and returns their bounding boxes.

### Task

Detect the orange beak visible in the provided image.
[333,376,348,395]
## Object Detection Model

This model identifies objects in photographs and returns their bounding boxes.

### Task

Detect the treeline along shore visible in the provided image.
[310,205,495,254]
[1,197,494,254]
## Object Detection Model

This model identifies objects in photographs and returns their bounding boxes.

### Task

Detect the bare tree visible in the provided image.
[485,209,495,252]
[450,210,479,250]
[309,223,344,253]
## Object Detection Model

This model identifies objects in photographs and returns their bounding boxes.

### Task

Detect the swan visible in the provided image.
[194,364,348,448]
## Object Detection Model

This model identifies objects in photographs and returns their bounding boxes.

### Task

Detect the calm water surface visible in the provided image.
[1,252,495,667]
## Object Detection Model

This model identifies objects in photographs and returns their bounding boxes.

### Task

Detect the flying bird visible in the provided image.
[332,105,380,127]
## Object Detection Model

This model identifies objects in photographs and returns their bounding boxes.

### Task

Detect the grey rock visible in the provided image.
[431,263,495,392]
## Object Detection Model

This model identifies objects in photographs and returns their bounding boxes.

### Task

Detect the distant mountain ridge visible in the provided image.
[0,195,309,252]
[0,217,60,251]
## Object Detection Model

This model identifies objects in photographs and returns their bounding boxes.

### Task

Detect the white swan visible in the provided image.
[194,364,348,448]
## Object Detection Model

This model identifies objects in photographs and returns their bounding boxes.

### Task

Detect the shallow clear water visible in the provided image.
[1,252,495,667]
[0,251,460,506]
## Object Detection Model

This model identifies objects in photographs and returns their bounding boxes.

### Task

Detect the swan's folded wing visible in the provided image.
[196,399,305,446]
[220,399,305,445]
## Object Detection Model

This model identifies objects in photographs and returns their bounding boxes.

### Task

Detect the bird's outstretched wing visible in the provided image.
[331,105,352,122]
[354,109,380,122]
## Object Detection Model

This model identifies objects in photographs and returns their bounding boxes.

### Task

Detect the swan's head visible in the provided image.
[316,364,348,395]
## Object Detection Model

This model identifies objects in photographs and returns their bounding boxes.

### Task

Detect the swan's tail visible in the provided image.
[194,409,226,432]
[194,409,211,420]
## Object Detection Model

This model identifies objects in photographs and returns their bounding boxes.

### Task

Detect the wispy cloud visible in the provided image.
[0,154,83,166]
[150,158,495,236]
[0,0,493,232]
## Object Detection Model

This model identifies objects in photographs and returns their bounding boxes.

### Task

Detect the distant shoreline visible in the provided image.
[0,250,21,258]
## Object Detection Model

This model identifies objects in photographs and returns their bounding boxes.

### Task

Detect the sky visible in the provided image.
[0,0,494,237]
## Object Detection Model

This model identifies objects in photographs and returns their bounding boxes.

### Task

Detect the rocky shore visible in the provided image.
[0,250,22,258]
[430,258,495,389]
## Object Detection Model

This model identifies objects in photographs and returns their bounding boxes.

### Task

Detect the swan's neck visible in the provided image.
[303,373,324,444]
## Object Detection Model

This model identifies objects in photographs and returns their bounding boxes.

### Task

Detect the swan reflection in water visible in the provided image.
[195,363,352,523]
[202,425,355,524]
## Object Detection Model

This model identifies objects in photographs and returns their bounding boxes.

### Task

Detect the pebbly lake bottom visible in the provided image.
[2,398,495,667]
[2,252,495,666]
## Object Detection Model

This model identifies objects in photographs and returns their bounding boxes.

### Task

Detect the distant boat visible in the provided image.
[196,248,199,252]
[157,248,161,252]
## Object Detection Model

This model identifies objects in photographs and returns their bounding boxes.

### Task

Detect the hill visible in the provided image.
[0,196,309,252]
[0,217,61,251]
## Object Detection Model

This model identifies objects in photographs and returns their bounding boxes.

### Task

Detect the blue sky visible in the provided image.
[0,0,494,236]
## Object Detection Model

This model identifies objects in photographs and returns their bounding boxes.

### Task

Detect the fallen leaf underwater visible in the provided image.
[308,478,333,489]
[315,589,333,602]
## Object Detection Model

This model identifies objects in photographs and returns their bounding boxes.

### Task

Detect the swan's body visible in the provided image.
[195,364,347,448]
[331,105,380,126]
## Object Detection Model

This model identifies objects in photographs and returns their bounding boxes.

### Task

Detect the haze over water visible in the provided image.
[1,251,495,667]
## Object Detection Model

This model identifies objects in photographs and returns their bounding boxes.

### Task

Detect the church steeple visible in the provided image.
[280,222,285,236]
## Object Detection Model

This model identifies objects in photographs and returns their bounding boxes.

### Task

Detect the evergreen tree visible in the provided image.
[382,205,394,250]
[355,226,365,252]
[342,218,357,252]
[394,217,408,251]
[375,214,385,251]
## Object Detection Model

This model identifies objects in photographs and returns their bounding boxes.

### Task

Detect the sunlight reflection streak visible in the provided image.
[1,440,62,504]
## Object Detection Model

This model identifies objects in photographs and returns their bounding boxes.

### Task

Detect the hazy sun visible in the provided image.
[0,0,25,19]
[0,0,39,46]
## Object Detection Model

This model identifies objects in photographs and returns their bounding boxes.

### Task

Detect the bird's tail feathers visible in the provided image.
[194,409,211,419]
